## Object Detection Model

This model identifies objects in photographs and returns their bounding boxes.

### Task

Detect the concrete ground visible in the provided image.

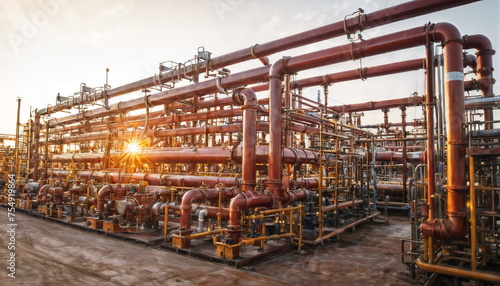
[0,208,420,285]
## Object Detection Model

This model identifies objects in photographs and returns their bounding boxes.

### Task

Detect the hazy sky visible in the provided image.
[0,0,498,135]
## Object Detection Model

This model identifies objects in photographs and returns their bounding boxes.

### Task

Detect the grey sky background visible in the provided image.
[0,0,498,135]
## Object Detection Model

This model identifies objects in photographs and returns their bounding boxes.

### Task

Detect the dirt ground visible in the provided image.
[0,208,420,286]
[250,215,422,286]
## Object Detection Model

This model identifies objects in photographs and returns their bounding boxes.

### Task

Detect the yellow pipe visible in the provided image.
[163,204,169,242]
[260,214,265,250]
[298,202,303,252]
[240,233,294,246]
[416,257,500,284]
[188,229,225,240]
[469,155,477,270]
[217,185,223,229]
[259,206,303,215]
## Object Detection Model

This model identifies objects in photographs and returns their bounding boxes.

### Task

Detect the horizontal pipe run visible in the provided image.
[52,146,322,165]
[307,212,380,245]
[375,151,424,163]
[292,58,425,89]
[321,200,363,212]
[416,257,500,284]
[39,0,477,116]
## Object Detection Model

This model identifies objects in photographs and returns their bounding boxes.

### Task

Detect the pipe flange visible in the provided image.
[263,190,275,208]
[446,210,467,217]
[476,48,496,56]
[441,37,464,47]
[446,185,468,191]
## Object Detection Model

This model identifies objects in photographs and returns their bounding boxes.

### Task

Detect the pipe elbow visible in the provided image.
[464,54,478,70]
[233,88,257,106]
[181,189,206,207]
[464,34,493,51]
[431,22,461,44]
[37,184,50,199]
[269,57,290,78]
[96,185,113,213]
[228,193,247,228]
[420,217,467,240]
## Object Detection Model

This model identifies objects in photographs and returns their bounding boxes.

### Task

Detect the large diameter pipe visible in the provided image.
[262,22,468,240]
[96,184,128,214]
[41,0,478,116]
[226,88,274,243]
[464,34,496,129]
[420,23,467,239]
[321,200,364,213]
[46,66,270,127]
[53,146,321,165]
[375,151,424,163]
[179,187,237,233]
[416,257,500,284]
[234,88,259,192]
[425,33,437,229]
[292,58,425,89]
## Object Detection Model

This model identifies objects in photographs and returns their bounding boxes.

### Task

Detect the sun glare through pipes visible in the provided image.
[126,141,140,153]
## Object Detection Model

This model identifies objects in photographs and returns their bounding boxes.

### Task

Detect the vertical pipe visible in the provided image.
[401,106,408,203]
[33,112,41,180]
[164,204,169,243]
[44,122,49,180]
[238,88,258,192]
[420,23,467,240]
[464,35,495,129]
[318,119,324,242]
[383,109,390,132]
[284,74,292,148]
[268,59,286,205]
[425,42,436,220]
[425,40,436,261]
[469,155,477,270]
[14,98,21,177]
